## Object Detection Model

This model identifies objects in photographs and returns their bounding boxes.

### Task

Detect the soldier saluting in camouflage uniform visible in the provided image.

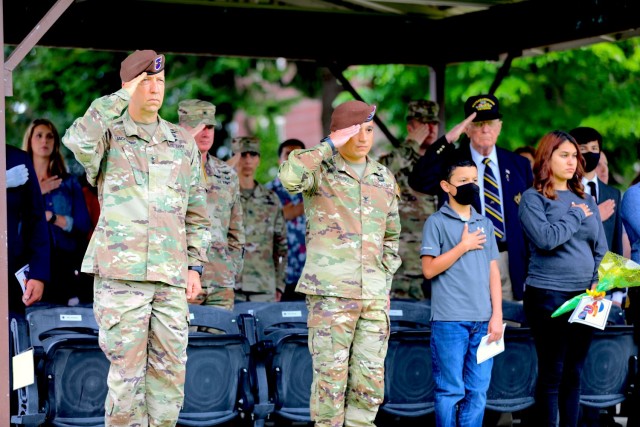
[378,100,440,300]
[178,99,245,311]
[279,100,402,427]
[62,50,211,427]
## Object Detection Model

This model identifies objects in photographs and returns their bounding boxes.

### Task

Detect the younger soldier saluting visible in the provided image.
[279,100,401,427]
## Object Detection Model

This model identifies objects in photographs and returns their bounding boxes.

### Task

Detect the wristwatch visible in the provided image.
[188,265,204,276]
[49,213,57,224]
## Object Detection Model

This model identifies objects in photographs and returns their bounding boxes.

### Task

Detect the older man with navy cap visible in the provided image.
[63,50,211,426]
[279,100,401,427]
[409,94,533,303]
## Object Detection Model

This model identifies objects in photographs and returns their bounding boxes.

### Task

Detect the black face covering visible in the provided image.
[582,151,601,173]
[450,182,479,206]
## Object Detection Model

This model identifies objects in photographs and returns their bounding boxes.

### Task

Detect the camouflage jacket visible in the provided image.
[238,182,287,294]
[61,89,211,288]
[378,138,438,277]
[279,141,402,299]
[202,154,245,289]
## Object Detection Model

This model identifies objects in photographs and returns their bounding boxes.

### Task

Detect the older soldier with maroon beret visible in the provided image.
[178,99,245,311]
[62,49,211,426]
[279,100,401,427]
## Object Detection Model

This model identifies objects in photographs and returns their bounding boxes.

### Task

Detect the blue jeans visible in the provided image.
[431,321,492,427]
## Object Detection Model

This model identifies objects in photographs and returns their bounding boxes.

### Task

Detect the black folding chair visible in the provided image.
[580,324,637,409]
[14,305,107,427]
[250,301,311,423]
[179,304,253,426]
[381,299,435,418]
[486,301,537,413]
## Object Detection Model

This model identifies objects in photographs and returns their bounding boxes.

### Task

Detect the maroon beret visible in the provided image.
[330,100,376,132]
[120,50,165,82]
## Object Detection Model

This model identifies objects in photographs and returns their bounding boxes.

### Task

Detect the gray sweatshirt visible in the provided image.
[518,188,607,291]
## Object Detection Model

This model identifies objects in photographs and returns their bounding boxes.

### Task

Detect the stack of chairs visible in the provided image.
[9,300,638,426]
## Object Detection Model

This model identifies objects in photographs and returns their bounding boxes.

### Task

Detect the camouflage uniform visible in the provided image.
[62,87,211,427]
[199,154,245,310]
[178,100,245,311]
[279,139,401,427]
[234,137,287,302]
[378,100,439,300]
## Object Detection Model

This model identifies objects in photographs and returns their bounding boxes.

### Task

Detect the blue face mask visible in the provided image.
[450,182,479,205]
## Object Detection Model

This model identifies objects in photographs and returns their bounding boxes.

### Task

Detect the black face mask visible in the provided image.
[450,182,479,206]
[582,151,601,173]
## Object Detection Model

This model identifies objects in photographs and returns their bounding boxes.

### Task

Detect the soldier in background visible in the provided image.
[62,50,211,426]
[378,100,439,299]
[178,99,245,311]
[266,138,307,301]
[279,100,401,427]
[231,137,287,302]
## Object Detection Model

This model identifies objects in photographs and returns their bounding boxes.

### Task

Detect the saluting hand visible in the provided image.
[407,123,431,144]
[445,112,477,144]
[187,123,206,138]
[327,125,360,149]
[122,72,148,97]
[226,152,241,168]
[460,223,486,252]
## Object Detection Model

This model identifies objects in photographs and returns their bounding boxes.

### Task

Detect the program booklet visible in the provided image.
[14,264,29,294]
[476,323,508,364]
[568,296,612,330]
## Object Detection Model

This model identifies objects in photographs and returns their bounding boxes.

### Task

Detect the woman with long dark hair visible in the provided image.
[23,118,92,305]
[518,130,607,426]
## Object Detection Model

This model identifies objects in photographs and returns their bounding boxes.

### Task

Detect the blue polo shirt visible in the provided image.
[420,202,499,321]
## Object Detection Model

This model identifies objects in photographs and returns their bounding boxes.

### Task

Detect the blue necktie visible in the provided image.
[482,158,505,240]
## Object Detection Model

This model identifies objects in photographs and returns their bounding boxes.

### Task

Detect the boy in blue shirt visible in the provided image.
[420,158,503,427]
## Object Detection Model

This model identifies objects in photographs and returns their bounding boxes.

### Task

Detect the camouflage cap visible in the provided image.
[407,100,439,123]
[120,50,165,82]
[231,136,261,155]
[178,99,217,127]
[330,100,376,132]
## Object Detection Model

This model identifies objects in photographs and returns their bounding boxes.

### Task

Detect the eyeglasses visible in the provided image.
[240,151,259,158]
[470,120,500,128]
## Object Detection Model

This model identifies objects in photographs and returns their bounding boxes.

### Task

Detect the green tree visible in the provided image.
[343,38,640,187]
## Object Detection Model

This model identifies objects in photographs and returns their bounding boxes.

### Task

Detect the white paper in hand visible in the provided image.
[477,323,507,364]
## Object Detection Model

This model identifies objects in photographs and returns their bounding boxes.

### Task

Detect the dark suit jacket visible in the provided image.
[6,145,51,313]
[409,136,533,300]
[597,178,623,255]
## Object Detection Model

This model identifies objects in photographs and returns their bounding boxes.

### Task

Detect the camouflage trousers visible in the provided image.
[93,277,189,427]
[306,295,390,427]
[193,286,235,311]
